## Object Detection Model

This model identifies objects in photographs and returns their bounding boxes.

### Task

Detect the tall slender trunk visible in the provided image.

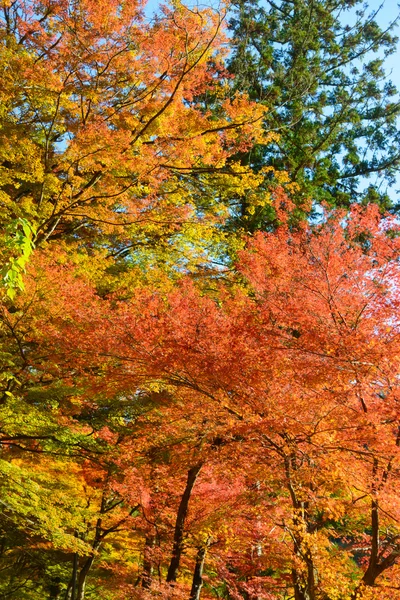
[70,517,102,600]
[75,555,95,600]
[141,534,156,589]
[284,453,316,600]
[292,562,315,600]
[189,541,209,600]
[166,463,203,583]
[351,459,380,599]
[69,551,79,600]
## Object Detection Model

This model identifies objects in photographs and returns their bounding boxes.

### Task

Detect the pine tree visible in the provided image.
[228,0,400,229]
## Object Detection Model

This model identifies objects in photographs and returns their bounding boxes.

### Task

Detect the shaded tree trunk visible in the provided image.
[166,463,203,583]
[48,577,62,599]
[69,518,102,600]
[68,551,79,600]
[141,534,156,589]
[292,552,316,600]
[284,453,316,600]
[76,555,95,600]
[190,541,209,600]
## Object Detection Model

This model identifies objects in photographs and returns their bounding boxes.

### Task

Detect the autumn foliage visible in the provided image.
[1,1,400,599]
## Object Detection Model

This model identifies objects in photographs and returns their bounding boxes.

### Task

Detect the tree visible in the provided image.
[0,0,270,294]
[228,0,400,230]
[31,196,400,598]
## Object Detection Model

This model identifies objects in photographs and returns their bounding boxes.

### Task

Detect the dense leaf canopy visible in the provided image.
[1,1,400,599]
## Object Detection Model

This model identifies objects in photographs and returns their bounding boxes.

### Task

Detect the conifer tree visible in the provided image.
[228,0,400,229]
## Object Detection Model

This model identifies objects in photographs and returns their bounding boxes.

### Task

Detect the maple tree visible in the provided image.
[9,197,396,599]
[0,0,272,300]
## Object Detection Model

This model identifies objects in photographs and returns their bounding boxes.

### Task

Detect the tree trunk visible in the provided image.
[75,555,95,600]
[142,534,156,589]
[292,568,314,600]
[351,460,380,599]
[189,542,209,600]
[166,463,203,583]
[48,577,62,599]
[71,516,102,600]
[69,552,79,600]
[284,455,316,600]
